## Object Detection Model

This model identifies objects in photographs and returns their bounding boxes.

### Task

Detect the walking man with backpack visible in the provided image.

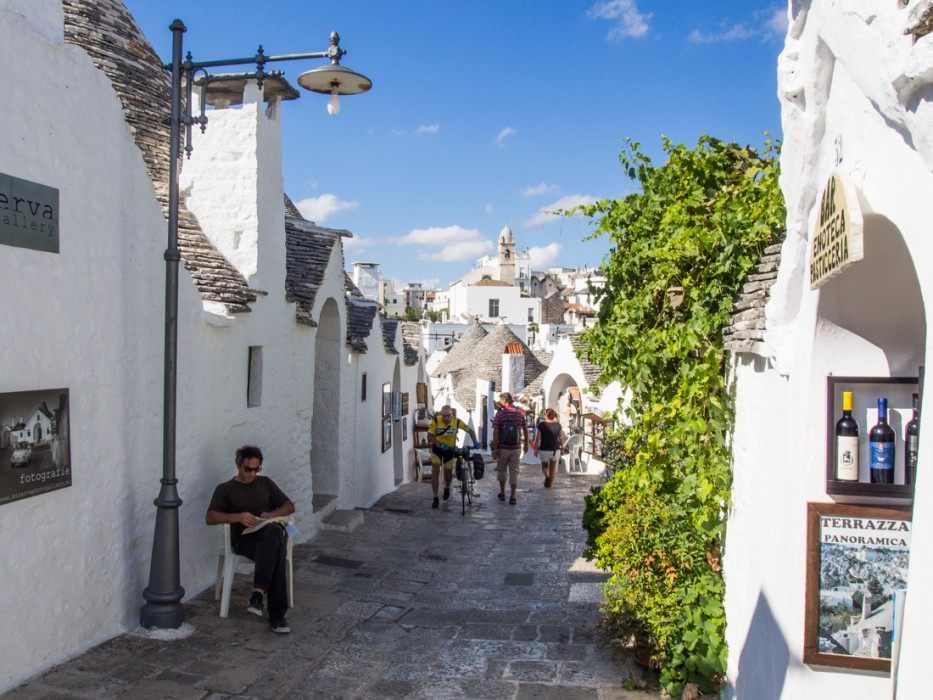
[491,392,528,505]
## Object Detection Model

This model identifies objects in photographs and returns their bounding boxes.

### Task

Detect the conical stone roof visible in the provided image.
[432,319,488,377]
[452,325,548,410]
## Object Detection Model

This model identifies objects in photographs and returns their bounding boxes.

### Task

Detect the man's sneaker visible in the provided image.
[247,591,264,617]
[270,618,291,634]
[498,492,506,501]
[432,497,439,509]
[443,487,450,501]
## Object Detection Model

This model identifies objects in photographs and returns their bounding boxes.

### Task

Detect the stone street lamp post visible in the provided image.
[140,19,371,630]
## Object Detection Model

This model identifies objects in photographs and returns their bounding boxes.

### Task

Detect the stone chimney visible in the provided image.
[501,342,525,394]
[180,76,299,291]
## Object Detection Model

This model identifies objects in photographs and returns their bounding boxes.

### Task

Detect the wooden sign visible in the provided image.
[809,174,863,289]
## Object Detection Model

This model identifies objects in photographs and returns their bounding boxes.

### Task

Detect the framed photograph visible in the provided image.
[381,416,392,453]
[0,389,71,506]
[804,502,912,672]
[382,382,391,418]
[401,392,410,416]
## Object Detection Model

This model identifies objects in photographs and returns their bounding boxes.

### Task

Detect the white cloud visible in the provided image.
[689,7,788,44]
[688,23,756,44]
[397,225,484,246]
[419,277,441,289]
[295,193,359,223]
[343,234,371,251]
[423,240,495,263]
[526,194,598,227]
[496,127,517,146]
[528,243,562,269]
[767,8,788,37]
[522,182,560,198]
[415,123,440,135]
[587,0,651,41]
[397,225,494,262]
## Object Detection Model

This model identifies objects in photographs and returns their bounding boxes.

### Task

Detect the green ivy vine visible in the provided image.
[578,136,785,695]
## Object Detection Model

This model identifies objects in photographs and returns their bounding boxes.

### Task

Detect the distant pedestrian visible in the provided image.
[491,392,528,505]
[534,408,566,488]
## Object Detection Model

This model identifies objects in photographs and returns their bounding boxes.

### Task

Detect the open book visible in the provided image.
[242,515,291,535]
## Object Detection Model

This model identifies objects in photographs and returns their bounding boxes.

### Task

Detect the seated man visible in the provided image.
[427,405,477,509]
[206,445,295,634]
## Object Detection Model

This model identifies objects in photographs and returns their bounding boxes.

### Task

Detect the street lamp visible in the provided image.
[140,19,372,630]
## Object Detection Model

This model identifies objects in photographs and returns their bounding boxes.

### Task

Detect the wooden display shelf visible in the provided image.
[825,375,920,503]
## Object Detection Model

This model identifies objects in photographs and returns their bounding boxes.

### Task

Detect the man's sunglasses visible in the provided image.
[241,465,262,473]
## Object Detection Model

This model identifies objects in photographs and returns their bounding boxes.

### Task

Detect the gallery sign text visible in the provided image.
[0,172,59,254]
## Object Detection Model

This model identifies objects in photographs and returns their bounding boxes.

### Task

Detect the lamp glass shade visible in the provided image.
[297,63,372,95]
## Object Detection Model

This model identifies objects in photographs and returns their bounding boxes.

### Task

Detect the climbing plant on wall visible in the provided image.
[578,136,784,695]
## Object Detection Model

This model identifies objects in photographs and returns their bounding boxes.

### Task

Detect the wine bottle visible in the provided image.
[870,398,895,484]
[835,391,859,482]
[905,393,920,486]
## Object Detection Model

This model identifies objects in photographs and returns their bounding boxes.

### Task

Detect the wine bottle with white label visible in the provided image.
[905,392,919,486]
[835,391,859,481]
[870,397,895,484]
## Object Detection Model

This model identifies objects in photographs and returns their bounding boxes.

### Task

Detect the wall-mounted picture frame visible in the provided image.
[382,416,392,453]
[804,502,912,673]
[401,392,410,416]
[382,382,391,418]
[0,388,71,506]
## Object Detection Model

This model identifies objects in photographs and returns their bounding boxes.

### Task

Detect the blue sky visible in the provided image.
[125,1,786,288]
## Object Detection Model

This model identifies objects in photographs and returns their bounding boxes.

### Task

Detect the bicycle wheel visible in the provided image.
[460,458,467,515]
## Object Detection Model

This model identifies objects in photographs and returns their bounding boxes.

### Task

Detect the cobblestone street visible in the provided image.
[7,470,656,699]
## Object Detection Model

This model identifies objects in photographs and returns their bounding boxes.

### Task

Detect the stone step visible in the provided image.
[321,509,364,533]
[312,493,337,515]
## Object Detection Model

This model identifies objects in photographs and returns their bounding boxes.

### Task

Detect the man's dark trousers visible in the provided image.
[234,524,288,620]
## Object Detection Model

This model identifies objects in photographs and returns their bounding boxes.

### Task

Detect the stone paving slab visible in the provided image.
[4,470,660,699]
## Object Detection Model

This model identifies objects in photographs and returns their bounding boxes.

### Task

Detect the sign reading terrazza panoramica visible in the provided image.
[809,173,863,289]
[0,172,59,253]
[805,503,911,673]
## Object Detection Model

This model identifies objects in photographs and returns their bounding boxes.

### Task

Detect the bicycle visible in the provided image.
[453,443,483,516]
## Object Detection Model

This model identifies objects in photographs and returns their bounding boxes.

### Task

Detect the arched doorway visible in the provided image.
[311,298,342,506]
[547,372,580,433]
[813,215,926,484]
[392,357,403,485]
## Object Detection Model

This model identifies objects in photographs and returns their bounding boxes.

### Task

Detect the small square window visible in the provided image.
[489,299,500,318]
[247,346,263,407]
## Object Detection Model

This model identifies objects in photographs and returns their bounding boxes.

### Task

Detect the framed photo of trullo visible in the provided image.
[804,502,912,673]
[0,388,71,506]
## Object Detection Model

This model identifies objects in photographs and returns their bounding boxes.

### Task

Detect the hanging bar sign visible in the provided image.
[809,173,863,289]
[0,172,60,254]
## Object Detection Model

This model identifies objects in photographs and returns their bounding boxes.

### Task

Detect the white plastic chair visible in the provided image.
[214,522,294,618]
[561,434,586,474]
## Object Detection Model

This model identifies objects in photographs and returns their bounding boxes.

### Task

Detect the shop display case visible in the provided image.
[825,375,920,501]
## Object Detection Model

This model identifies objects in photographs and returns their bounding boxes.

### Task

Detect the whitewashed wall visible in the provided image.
[0,3,363,691]
[449,284,541,325]
[724,3,933,698]
[0,2,173,689]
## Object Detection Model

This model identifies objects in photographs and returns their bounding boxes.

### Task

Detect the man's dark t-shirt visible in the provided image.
[208,476,290,546]
[536,420,563,451]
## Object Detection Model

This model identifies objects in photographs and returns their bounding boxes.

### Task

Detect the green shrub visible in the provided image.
[578,136,784,695]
